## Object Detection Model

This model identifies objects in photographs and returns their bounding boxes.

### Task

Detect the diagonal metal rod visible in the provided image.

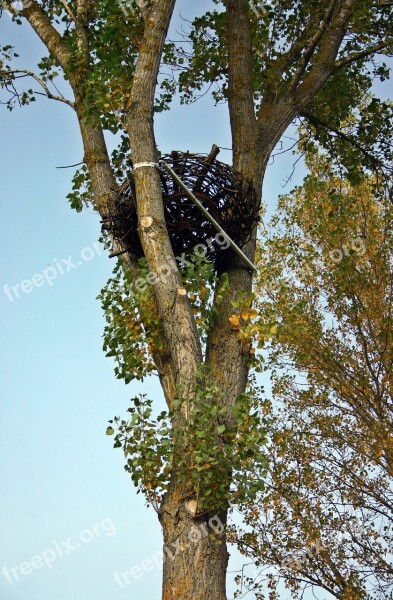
[160,161,257,272]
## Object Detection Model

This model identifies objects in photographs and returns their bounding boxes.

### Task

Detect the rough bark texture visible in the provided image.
[75,107,177,403]
[159,484,229,600]
[205,0,358,428]
[23,0,178,405]
[125,0,202,406]
[123,3,229,598]
[206,0,262,421]
[20,1,364,599]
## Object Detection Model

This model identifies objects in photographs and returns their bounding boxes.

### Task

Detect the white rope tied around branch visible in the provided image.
[132,162,160,171]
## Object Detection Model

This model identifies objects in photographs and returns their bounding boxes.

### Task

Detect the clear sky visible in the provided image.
[0,2,375,599]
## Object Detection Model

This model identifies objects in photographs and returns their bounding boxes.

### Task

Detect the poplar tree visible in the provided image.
[233,150,393,600]
[1,1,392,597]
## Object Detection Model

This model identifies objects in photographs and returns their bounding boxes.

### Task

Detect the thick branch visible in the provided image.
[22,0,71,70]
[125,0,202,398]
[74,104,176,404]
[288,0,341,94]
[27,0,177,405]
[7,0,177,405]
[76,0,92,70]
[225,0,258,179]
[294,0,356,108]
[205,0,262,422]
[255,1,357,162]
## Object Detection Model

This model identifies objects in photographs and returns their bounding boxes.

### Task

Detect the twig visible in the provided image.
[0,69,75,108]
[59,0,76,21]
[56,161,84,169]
[302,111,391,172]
[334,39,393,70]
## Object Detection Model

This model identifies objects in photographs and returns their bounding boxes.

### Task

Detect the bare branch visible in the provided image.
[56,160,84,169]
[60,0,76,22]
[0,69,75,108]
[334,39,393,69]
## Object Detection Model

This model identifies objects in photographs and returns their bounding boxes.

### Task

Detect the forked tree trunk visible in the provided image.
[22,2,358,599]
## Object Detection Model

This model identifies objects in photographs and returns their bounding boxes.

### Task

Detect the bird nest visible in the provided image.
[105,149,259,269]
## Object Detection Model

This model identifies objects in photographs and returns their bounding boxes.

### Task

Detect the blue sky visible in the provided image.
[2,1,382,599]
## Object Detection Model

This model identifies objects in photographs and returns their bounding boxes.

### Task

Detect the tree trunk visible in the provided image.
[206,0,263,425]
[20,1,369,599]
[121,4,229,600]
[125,0,202,408]
[159,481,229,600]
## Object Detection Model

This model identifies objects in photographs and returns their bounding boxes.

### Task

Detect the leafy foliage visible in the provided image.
[168,0,392,111]
[2,3,393,592]
[232,150,393,599]
[99,249,230,386]
[172,369,268,512]
[66,164,92,212]
[99,260,162,383]
[107,396,172,510]
[228,291,278,372]
[301,96,393,188]
[107,368,268,512]
[179,252,229,346]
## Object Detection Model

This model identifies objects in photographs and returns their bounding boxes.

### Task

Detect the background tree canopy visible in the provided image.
[232,146,393,599]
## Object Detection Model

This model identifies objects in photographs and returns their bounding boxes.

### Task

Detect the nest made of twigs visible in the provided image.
[104,149,259,268]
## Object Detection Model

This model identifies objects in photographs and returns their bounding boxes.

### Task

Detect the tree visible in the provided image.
[232,150,393,599]
[1,1,392,598]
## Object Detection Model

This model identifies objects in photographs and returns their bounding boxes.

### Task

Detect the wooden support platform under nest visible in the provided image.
[104,145,260,269]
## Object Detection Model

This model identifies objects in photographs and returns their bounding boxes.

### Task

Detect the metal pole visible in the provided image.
[160,161,257,272]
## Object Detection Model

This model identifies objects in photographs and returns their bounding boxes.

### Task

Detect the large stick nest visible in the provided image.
[105,150,259,268]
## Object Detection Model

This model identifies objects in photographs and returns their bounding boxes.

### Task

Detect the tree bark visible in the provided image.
[206,0,263,422]
[122,2,229,598]
[159,482,229,600]
[206,0,357,425]
[125,0,202,406]
[74,103,177,403]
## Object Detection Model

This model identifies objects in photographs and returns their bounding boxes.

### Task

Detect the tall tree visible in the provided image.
[233,149,393,599]
[1,1,392,598]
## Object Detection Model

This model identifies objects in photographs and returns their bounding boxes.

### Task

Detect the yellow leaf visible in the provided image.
[229,315,241,330]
